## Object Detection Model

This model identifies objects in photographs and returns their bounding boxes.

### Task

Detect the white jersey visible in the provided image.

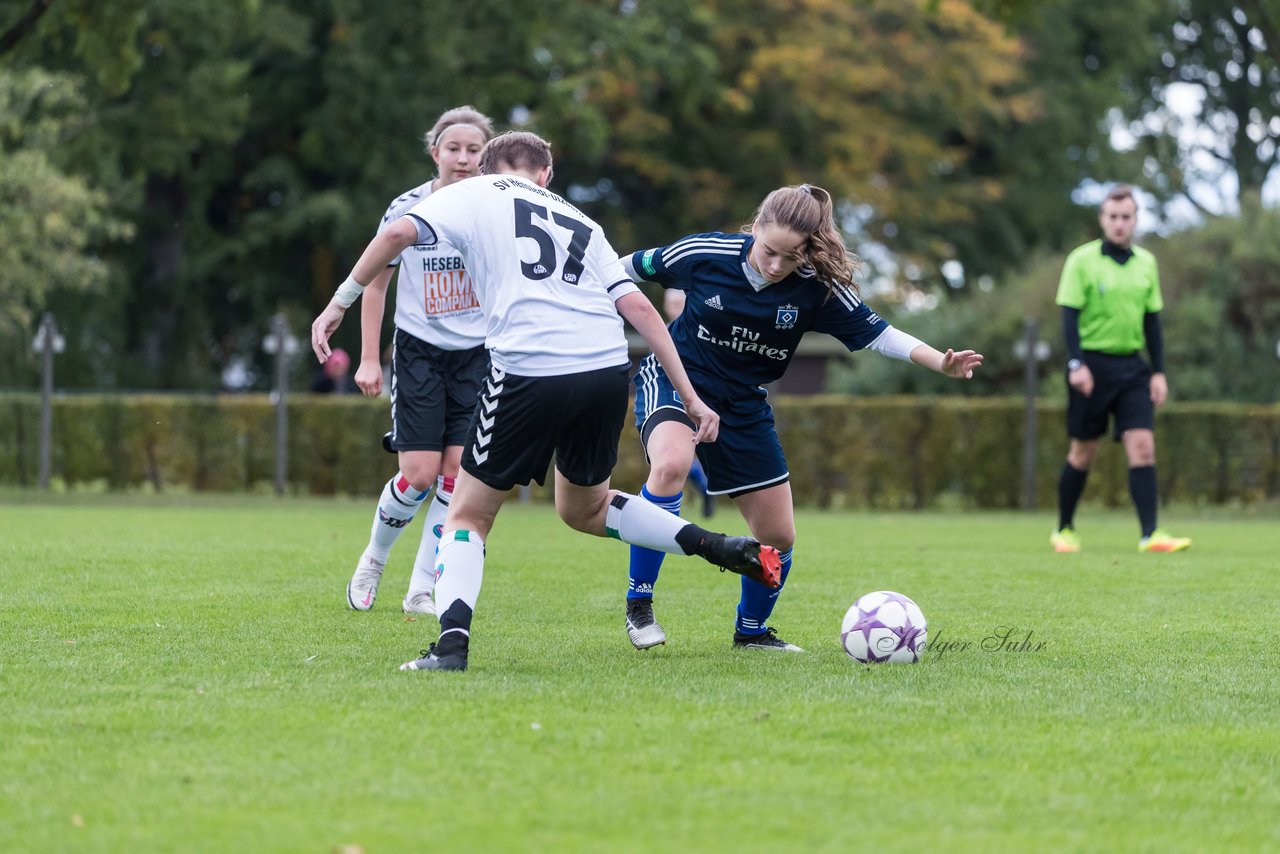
[378,181,486,349]
[402,174,640,376]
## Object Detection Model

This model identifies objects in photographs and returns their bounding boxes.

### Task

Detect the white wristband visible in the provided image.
[333,274,366,309]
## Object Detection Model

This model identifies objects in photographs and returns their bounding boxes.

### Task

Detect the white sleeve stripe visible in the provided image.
[662,236,744,264]
[666,234,743,252]
[831,282,862,312]
[664,244,743,267]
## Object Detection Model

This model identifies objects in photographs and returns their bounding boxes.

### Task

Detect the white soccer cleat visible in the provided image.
[346,553,385,611]
[626,598,667,650]
[402,591,437,616]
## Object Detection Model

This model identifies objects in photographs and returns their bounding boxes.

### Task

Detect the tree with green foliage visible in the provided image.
[1122,0,1280,214]
[2,0,1272,395]
[536,0,1037,284]
[831,202,1280,403]
[0,67,132,365]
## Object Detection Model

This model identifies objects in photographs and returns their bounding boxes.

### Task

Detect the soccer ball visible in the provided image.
[840,591,927,664]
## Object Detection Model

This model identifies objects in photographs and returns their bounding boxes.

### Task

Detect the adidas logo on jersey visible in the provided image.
[704,294,724,310]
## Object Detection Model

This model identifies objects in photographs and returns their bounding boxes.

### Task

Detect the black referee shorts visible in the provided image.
[1066,351,1154,441]
[460,363,630,491]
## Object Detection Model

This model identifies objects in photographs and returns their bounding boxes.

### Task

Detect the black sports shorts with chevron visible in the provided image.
[388,328,489,453]
[460,363,630,491]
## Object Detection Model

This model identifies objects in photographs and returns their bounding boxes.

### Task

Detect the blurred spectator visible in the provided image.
[311,348,357,394]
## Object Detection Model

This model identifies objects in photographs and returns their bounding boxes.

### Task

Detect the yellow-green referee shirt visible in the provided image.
[1056,239,1163,354]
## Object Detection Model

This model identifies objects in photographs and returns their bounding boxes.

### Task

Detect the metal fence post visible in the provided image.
[31,313,65,490]
[1013,318,1050,510]
[263,313,298,497]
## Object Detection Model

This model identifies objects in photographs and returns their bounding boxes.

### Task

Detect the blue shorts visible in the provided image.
[632,355,788,497]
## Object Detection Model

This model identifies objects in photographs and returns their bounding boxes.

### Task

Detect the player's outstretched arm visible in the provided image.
[910,344,984,379]
[355,266,395,397]
[865,326,980,380]
[311,220,417,363]
[615,291,720,444]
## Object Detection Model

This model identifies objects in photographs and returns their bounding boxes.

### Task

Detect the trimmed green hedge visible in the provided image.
[772,396,1280,509]
[2,393,1276,507]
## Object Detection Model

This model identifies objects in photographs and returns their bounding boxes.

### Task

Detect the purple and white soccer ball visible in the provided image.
[840,591,927,664]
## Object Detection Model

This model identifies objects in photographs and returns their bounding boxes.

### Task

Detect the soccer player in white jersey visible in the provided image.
[341,107,495,616]
[624,184,984,653]
[311,132,782,672]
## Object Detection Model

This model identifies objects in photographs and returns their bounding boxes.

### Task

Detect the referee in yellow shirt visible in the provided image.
[1050,185,1191,554]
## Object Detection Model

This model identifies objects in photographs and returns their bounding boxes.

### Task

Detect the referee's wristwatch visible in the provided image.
[1067,358,1085,373]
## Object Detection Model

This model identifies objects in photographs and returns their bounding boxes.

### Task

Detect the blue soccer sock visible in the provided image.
[627,485,682,600]
[736,548,793,635]
[687,458,710,495]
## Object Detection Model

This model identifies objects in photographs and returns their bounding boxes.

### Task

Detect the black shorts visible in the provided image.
[388,329,488,453]
[1066,351,1154,441]
[461,363,630,491]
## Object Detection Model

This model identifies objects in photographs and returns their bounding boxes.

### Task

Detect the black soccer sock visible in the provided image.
[436,603,472,658]
[1057,462,1089,531]
[674,523,713,556]
[1129,465,1158,538]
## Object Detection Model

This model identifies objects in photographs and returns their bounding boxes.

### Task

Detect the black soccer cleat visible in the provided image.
[700,535,783,589]
[399,642,467,672]
[733,627,804,652]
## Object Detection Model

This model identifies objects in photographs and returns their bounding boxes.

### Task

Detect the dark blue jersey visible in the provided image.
[630,232,890,390]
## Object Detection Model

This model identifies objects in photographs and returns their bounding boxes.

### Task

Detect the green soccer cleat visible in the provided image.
[1138,529,1192,553]
[1050,527,1081,553]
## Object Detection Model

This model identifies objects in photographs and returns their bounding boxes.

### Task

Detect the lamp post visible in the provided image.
[1012,318,1051,510]
[31,313,66,489]
[262,313,299,496]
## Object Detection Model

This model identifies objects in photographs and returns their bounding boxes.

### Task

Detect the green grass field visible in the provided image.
[2,494,1278,852]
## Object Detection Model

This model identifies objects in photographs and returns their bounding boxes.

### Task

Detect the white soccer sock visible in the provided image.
[605,492,690,554]
[407,475,452,597]
[365,473,430,562]
[434,530,485,633]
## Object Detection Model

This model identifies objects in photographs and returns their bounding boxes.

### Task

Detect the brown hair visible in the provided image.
[424,106,495,151]
[1102,184,1137,210]
[746,184,860,294]
[478,131,554,183]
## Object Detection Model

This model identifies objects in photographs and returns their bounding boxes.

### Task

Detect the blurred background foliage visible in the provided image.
[0,0,1276,398]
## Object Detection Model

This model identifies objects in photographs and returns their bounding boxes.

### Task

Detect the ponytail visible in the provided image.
[747,184,860,296]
